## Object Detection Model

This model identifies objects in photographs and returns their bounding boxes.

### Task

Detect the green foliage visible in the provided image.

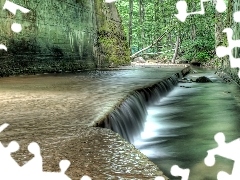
[181,35,215,62]
[116,0,218,63]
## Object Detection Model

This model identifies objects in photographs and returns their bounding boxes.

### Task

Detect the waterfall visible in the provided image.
[99,67,190,144]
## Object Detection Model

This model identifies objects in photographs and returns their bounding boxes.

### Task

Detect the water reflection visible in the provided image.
[134,69,240,180]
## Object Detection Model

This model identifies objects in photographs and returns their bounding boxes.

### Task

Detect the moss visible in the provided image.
[94,0,130,67]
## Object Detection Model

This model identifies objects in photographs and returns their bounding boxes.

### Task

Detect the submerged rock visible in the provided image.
[196,76,212,83]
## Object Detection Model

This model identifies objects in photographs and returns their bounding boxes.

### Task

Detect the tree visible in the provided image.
[116,0,218,63]
[171,36,180,64]
[128,0,133,48]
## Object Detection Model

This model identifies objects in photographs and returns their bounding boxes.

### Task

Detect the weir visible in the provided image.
[99,67,190,143]
[0,66,190,179]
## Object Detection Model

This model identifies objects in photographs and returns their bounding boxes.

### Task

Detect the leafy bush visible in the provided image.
[181,36,215,62]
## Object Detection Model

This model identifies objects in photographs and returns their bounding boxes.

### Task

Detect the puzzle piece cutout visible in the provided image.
[3,0,30,33]
[170,165,190,180]
[0,123,9,132]
[0,140,20,174]
[0,44,7,51]
[233,11,240,22]
[81,175,92,180]
[0,123,92,179]
[175,0,226,22]
[204,132,240,180]
[0,0,30,51]
[154,176,165,180]
[215,28,240,78]
[3,0,30,15]
[105,0,117,3]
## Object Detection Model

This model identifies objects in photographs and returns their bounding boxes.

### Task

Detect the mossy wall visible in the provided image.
[94,0,130,68]
[0,0,130,76]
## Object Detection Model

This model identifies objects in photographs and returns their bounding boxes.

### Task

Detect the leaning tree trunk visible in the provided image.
[130,26,175,59]
[128,0,133,49]
[171,36,180,64]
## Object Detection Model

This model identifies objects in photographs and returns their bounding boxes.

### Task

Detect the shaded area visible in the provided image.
[0,0,130,76]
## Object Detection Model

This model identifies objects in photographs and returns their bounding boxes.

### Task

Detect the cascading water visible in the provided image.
[100,68,189,144]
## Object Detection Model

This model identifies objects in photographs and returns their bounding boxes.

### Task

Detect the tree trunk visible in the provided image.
[139,0,144,49]
[154,0,159,52]
[128,0,133,50]
[171,36,180,64]
[130,26,175,59]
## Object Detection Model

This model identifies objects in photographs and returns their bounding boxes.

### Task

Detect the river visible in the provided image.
[1,66,238,179]
[133,68,240,180]
[0,66,185,179]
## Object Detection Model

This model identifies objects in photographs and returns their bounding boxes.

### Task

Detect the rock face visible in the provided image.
[0,0,130,76]
[196,76,212,83]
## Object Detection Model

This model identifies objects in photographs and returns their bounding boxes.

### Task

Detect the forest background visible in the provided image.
[116,0,240,69]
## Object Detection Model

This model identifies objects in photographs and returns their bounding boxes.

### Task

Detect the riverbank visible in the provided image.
[0,66,189,179]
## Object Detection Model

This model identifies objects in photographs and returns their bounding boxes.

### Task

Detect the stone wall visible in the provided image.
[0,0,130,76]
[94,0,130,68]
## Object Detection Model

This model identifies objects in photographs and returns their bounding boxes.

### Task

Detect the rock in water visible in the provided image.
[196,76,212,83]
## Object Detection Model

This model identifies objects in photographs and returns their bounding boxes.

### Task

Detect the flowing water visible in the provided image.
[0,66,186,179]
[131,68,240,180]
[2,65,238,179]
[101,67,240,179]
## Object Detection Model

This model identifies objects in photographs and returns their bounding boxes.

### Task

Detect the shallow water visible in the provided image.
[134,68,240,180]
[0,67,184,179]
[0,67,182,127]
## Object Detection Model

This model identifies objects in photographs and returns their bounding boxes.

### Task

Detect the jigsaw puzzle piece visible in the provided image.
[175,0,210,22]
[36,172,71,180]
[154,176,165,180]
[175,0,226,22]
[2,0,30,33]
[205,132,240,180]
[217,171,237,180]
[105,0,117,3]
[216,28,240,76]
[175,1,188,22]
[0,123,9,132]
[81,175,92,180]
[59,160,71,174]
[233,11,240,22]
[215,0,227,13]
[21,142,42,173]
[0,124,20,174]
[0,44,7,51]
[11,23,22,33]
[216,46,229,58]
[0,141,20,174]
[205,132,240,163]
[170,165,190,180]
[3,0,30,15]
